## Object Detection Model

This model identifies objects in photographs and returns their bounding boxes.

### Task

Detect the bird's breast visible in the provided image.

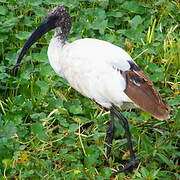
[48,37,67,77]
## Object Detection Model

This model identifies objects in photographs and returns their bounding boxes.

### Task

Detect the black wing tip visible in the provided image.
[128,60,141,71]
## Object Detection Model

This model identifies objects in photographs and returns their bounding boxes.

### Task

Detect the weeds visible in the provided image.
[0,0,179,179]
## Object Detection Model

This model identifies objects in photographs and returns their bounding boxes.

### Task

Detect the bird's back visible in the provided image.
[58,38,133,107]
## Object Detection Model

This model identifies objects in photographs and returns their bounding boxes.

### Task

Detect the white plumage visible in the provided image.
[48,37,133,108]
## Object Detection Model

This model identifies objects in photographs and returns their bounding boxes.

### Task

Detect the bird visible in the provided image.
[13,6,170,175]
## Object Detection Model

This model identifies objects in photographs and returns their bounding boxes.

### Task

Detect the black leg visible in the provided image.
[110,106,139,175]
[105,111,115,159]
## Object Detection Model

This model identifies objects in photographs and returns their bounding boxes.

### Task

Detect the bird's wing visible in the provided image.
[119,61,169,120]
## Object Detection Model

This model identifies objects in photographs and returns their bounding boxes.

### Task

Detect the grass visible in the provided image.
[0,0,179,179]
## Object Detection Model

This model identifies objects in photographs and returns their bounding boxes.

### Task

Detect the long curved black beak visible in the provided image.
[13,16,57,76]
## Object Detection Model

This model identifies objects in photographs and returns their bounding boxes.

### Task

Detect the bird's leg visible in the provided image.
[104,111,115,165]
[110,106,139,175]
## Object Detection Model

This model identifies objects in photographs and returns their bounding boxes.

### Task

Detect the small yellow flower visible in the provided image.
[20,152,29,163]
[73,169,81,174]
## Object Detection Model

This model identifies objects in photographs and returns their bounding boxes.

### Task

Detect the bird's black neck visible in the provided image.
[55,10,71,44]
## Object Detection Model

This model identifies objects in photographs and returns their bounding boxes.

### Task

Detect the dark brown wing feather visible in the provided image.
[123,70,170,120]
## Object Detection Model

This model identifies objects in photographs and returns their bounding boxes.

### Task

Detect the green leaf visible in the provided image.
[107,11,125,18]
[157,153,174,169]
[113,0,124,4]
[0,72,9,80]
[31,6,47,17]
[15,31,31,40]
[149,72,164,83]
[60,148,68,155]
[14,95,25,105]
[84,145,100,166]
[122,1,145,14]
[69,123,79,132]
[140,167,150,178]
[32,52,47,63]
[29,0,43,6]
[117,29,144,40]
[0,5,8,15]
[0,33,8,42]
[130,15,143,30]
[30,112,46,120]
[0,122,17,138]
[69,105,83,115]
[2,159,12,168]
[36,80,49,94]
[31,122,48,141]
[4,17,19,27]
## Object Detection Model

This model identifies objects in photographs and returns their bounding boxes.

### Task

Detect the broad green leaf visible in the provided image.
[0,6,8,15]
[4,17,19,27]
[36,80,49,94]
[29,0,43,6]
[32,53,47,63]
[30,112,46,120]
[122,1,145,14]
[15,31,31,40]
[69,123,79,132]
[117,29,144,40]
[0,72,9,80]
[0,122,17,138]
[130,15,143,30]
[69,105,83,115]
[14,95,25,105]
[31,122,48,141]
[107,11,125,18]
[0,34,8,42]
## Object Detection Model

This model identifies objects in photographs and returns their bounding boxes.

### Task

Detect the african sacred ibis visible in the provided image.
[13,6,170,175]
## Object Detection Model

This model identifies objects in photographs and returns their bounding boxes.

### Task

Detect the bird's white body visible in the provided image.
[48,37,134,109]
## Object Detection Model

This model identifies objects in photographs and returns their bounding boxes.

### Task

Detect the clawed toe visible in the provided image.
[131,158,140,168]
[113,158,140,176]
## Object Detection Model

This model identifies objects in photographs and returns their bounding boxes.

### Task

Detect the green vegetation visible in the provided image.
[0,0,179,179]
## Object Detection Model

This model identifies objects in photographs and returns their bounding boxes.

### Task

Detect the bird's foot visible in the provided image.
[113,158,140,176]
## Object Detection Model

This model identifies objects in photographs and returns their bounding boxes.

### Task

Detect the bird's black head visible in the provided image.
[46,6,71,38]
[13,6,71,76]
